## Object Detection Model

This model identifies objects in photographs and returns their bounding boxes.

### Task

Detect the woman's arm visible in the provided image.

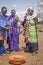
[34,17,38,29]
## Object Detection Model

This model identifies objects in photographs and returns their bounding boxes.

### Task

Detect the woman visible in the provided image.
[24,7,38,53]
[0,7,11,54]
[8,9,19,52]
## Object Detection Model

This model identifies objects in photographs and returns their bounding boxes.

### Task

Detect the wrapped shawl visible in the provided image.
[26,11,38,43]
[0,13,13,40]
[0,13,12,28]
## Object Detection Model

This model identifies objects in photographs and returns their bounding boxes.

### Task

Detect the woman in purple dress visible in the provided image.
[8,9,19,52]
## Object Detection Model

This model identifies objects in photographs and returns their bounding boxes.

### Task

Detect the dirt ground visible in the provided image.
[0,32,43,65]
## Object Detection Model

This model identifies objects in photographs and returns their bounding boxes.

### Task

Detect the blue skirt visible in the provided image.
[26,43,38,51]
[0,40,6,54]
[32,43,38,51]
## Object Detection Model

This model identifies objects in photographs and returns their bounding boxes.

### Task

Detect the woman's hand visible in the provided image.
[11,23,15,26]
[5,25,11,30]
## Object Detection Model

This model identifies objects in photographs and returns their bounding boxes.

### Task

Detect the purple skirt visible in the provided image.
[9,27,19,51]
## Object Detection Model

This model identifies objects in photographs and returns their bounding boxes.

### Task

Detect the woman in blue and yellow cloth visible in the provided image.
[0,7,12,54]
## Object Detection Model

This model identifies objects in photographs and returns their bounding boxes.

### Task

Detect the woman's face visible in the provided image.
[27,9,33,16]
[11,10,16,16]
[2,8,7,15]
